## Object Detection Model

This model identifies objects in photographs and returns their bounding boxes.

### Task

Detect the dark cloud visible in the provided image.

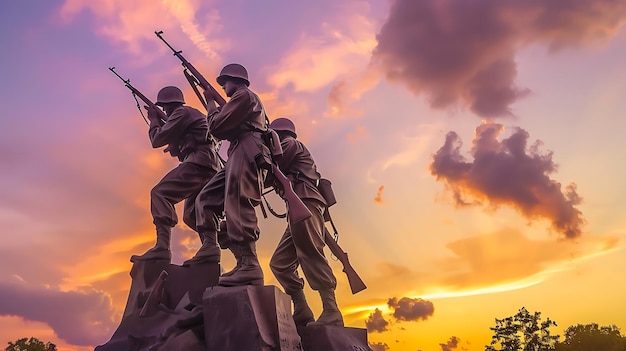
[370,341,390,351]
[430,123,584,238]
[366,308,389,333]
[387,297,434,322]
[0,278,117,346]
[373,0,626,118]
[374,185,385,204]
[440,336,461,351]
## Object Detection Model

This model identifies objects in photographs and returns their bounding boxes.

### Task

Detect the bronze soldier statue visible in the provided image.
[132,86,221,263]
[269,118,344,327]
[196,64,271,286]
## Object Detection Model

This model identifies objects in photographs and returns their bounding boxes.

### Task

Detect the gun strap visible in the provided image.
[256,168,268,219]
[132,93,150,125]
[184,70,208,110]
[262,193,287,219]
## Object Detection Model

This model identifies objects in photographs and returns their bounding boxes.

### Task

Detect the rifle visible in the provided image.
[139,270,168,317]
[108,67,167,125]
[268,163,312,224]
[247,130,311,224]
[324,210,367,294]
[154,30,226,108]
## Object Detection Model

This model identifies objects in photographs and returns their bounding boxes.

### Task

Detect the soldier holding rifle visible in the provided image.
[195,63,272,286]
[269,118,344,327]
[130,85,222,263]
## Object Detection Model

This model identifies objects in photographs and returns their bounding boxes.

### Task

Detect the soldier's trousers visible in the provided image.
[270,199,337,294]
[151,162,217,231]
[195,144,261,243]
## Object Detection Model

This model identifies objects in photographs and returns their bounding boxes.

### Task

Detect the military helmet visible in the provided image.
[270,117,297,138]
[156,86,185,106]
[216,63,250,86]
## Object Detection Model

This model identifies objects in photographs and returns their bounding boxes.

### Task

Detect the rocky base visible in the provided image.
[94,259,220,351]
[95,259,372,351]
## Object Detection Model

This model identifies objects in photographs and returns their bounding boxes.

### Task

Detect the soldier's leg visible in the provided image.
[270,228,314,326]
[134,163,209,261]
[183,166,218,232]
[218,152,263,286]
[291,200,342,326]
[185,168,225,265]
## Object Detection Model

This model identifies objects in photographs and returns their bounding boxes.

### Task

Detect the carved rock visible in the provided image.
[298,325,373,351]
[202,285,302,351]
[95,260,373,351]
[95,259,220,351]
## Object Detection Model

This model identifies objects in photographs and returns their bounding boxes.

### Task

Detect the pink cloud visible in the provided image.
[0,277,117,346]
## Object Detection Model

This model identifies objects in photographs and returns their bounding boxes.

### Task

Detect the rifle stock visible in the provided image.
[323,227,367,294]
[155,30,226,107]
[270,164,312,223]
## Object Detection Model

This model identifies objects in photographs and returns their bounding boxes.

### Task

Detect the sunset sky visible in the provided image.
[1,1,626,350]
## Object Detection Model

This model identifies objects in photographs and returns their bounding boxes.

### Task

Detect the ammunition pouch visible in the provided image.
[317,178,336,207]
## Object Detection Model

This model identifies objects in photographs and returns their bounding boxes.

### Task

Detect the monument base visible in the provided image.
[203,285,302,351]
[298,325,373,351]
[95,259,220,351]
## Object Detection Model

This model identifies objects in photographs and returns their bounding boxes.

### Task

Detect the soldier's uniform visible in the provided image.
[195,64,270,286]
[133,86,221,263]
[269,118,343,327]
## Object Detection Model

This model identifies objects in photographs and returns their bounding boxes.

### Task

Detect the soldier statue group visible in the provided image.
[111,32,356,328]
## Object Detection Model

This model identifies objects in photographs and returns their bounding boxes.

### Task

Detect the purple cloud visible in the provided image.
[387,297,434,322]
[373,0,626,117]
[430,123,584,238]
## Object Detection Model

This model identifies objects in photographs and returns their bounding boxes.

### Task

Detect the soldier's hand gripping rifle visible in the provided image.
[108,67,167,125]
[155,30,226,108]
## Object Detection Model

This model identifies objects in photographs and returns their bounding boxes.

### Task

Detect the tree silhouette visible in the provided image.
[5,337,57,351]
[555,323,626,351]
[485,307,559,351]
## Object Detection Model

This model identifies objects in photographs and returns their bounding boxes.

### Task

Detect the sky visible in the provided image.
[1,0,626,350]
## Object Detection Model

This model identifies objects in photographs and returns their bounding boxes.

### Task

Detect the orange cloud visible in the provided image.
[374,185,385,204]
[347,124,369,143]
[265,0,379,118]
[437,229,622,291]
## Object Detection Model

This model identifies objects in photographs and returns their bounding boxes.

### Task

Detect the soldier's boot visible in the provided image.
[290,289,314,326]
[307,289,344,327]
[220,244,242,277]
[218,242,264,286]
[131,226,171,261]
[183,231,220,266]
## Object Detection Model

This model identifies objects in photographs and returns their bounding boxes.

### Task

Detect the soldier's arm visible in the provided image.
[277,137,298,172]
[208,90,252,139]
[148,107,190,148]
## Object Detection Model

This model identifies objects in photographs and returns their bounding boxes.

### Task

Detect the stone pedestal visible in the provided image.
[95,259,220,351]
[202,285,302,351]
[297,326,373,351]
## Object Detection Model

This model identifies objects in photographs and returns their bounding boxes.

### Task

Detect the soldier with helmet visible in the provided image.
[132,86,222,264]
[196,63,272,286]
[269,117,344,327]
